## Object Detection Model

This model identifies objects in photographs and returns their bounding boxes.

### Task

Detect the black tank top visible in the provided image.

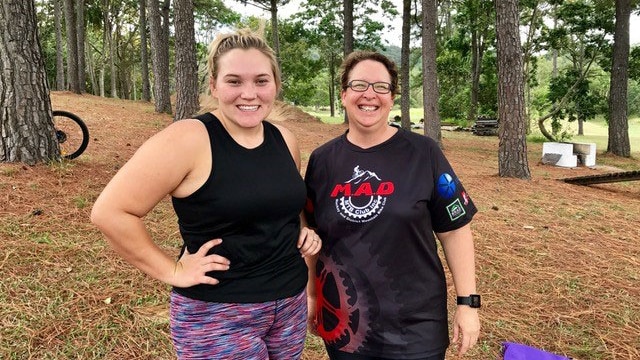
[171,113,307,303]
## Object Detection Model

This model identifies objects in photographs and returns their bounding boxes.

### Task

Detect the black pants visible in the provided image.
[326,347,446,360]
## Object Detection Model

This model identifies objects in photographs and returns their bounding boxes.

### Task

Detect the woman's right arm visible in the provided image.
[91,119,229,287]
[305,253,319,335]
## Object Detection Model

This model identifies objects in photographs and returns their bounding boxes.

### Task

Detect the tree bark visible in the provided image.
[607,0,631,157]
[400,0,411,130]
[522,4,540,134]
[140,0,151,102]
[343,0,353,57]
[269,0,281,64]
[578,118,584,136]
[86,42,99,95]
[343,0,354,124]
[494,0,530,179]
[329,52,336,117]
[101,0,116,98]
[54,0,65,91]
[468,28,479,123]
[76,0,86,93]
[0,0,59,164]
[64,0,80,93]
[174,0,200,121]
[147,0,172,113]
[421,0,442,145]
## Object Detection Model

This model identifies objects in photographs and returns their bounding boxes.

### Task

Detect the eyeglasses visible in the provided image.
[345,80,393,94]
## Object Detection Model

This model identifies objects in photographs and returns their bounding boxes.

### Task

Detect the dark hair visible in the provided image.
[339,51,399,96]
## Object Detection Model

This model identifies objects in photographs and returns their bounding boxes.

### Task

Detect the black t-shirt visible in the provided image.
[304,128,477,359]
[171,113,308,303]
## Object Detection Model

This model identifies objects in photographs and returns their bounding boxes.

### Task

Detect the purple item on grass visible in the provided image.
[502,342,571,360]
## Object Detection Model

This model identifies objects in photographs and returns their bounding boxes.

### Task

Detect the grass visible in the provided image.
[531,115,640,154]
[2,93,640,359]
[305,107,640,169]
[300,107,344,124]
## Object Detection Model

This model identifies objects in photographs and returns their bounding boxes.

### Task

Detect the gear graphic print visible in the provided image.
[315,257,376,352]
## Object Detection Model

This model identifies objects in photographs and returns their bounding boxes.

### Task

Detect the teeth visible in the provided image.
[238,105,259,111]
[359,105,378,112]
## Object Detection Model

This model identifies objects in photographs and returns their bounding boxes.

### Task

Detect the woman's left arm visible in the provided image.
[437,223,480,356]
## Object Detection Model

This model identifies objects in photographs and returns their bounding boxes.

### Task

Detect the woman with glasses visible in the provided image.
[304,51,480,360]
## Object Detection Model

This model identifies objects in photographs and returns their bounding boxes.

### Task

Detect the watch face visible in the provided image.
[470,294,481,308]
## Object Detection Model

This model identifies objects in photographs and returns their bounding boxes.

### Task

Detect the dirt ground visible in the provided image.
[1,91,639,359]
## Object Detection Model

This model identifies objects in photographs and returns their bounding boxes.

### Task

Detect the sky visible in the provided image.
[224,1,640,47]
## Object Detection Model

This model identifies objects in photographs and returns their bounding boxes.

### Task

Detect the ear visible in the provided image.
[209,77,217,97]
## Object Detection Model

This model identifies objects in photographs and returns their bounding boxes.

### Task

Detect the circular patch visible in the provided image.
[437,173,456,199]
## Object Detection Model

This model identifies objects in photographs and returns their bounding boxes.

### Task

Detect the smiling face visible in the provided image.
[210,48,277,130]
[341,59,395,133]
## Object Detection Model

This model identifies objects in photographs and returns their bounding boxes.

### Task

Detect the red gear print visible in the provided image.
[315,259,371,350]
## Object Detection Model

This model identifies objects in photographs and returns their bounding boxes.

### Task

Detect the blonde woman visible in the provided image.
[91,29,321,359]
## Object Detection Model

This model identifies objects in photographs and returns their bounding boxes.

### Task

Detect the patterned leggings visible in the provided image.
[170,290,307,360]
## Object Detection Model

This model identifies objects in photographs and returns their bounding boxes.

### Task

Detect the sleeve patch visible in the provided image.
[446,198,466,221]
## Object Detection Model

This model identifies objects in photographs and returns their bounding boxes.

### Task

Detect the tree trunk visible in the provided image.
[111,19,119,98]
[494,0,530,179]
[343,0,353,56]
[269,0,284,100]
[174,0,200,121]
[64,0,80,94]
[114,24,130,99]
[329,52,336,117]
[269,0,280,64]
[343,0,354,124]
[400,0,411,130]
[147,0,172,113]
[76,0,86,93]
[140,0,151,102]
[467,0,484,125]
[54,0,65,91]
[102,0,117,98]
[607,0,631,157]
[522,4,539,135]
[578,118,584,135]
[100,68,105,97]
[0,0,59,164]
[86,43,99,95]
[421,0,442,145]
[468,28,479,123]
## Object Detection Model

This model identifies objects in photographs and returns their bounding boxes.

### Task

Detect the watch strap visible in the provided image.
[457,294,481,308]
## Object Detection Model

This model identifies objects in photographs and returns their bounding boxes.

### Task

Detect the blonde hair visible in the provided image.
[200,28,281,112]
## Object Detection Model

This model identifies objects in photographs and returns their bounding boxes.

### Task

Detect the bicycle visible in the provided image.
[53,110,90,159]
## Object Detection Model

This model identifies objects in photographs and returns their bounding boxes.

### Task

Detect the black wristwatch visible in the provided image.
[457,294,481,308]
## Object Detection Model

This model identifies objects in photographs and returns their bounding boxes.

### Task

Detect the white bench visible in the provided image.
[542,142,596,168]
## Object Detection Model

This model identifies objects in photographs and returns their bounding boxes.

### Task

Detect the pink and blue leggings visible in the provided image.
[170,290,307,360]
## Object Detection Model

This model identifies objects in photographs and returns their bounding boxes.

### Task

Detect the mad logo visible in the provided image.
[437,172,457,199]
[330,166,394,223]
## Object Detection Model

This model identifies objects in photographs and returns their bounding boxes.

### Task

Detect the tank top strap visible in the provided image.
[193,113,287,156]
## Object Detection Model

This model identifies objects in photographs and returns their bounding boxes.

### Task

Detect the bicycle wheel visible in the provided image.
[53,110,90,159]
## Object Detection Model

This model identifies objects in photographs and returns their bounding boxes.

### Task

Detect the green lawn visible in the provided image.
[302,106,639,155]
[546,116,640,154]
